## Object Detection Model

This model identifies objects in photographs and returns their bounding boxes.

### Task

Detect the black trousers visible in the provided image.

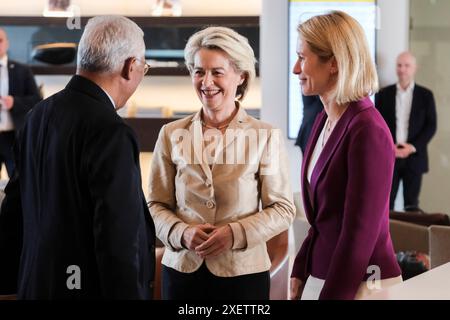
[0,131,15,177]
[390,158,423,211]
[162,263,270,300]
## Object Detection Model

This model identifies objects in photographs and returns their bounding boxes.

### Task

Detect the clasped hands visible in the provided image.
[395,143,415,159]
[181,223,233,258]
[0,95,14,110]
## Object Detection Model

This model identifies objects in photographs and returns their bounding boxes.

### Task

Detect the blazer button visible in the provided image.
[205,179,212,187]
[206,200,215,209]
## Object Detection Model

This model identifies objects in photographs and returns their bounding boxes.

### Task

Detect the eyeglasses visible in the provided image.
[134,58,151,75]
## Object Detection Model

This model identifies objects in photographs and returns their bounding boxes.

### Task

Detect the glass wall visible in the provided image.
[410,0,450,213]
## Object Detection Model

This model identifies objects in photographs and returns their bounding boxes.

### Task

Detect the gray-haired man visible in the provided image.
[0,16,155,299]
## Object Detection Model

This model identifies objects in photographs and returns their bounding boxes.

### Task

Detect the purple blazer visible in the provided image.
[291,97,402,300]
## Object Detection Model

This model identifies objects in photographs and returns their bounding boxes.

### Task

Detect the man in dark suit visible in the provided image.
[295,95,323,154]
[376,51,437,212]
[0,28,41,176]
[0,16,155,299]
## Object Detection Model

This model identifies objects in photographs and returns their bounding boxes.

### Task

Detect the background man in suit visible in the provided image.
[376,51,437,212]
[0,16,155,299]
[295,95,323,154]
[0,28,41,177]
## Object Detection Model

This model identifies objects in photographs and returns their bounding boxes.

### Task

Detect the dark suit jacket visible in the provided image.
[0,75,155,299]
[291,97,401,299]
[295,95,323,154]
[7,60,42,131]
[375,84,437,173]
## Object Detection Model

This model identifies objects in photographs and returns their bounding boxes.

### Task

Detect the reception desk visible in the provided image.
[364,262,450,300]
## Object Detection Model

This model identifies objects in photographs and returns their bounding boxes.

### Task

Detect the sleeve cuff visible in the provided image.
[167,222,190,251]
[290,260,308,282]
[229,222,247,250]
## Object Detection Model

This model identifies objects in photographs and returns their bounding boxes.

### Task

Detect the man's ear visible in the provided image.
[121,58,134,80]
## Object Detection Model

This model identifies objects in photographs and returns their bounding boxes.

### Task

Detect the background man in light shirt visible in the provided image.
[0,28,41,177]
[376,51,437,212]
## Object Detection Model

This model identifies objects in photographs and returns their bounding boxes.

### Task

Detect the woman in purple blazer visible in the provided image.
[289,11,402,300]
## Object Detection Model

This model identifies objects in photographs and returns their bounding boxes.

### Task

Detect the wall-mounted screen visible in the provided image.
[288,0,377,139]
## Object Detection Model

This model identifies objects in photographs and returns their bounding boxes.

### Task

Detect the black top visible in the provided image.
[295,95,323,154]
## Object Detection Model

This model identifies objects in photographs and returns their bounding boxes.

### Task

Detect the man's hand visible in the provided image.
[395,143,416,159]
[181,223,216,250]
[0,96,14,110]
[289,277,305,300]
[194,225,233,258]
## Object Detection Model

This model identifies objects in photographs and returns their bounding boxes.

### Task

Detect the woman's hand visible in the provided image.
[181,223,216,250]
[194,225,233,258]
[289,277,305,300]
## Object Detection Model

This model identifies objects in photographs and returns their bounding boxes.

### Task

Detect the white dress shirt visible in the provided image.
[307,119,327,183]
[0,55,15,131]
[0,56,8,97]
[395,82,415,144]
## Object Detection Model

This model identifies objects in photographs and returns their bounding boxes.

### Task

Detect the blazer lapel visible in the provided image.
[301,110,326,220]
[189,111,213,182]
[408,86,419,141]
[212,104,248,168]
[309,98,373,205]
[389,86,397,143]
[7,61,16,95]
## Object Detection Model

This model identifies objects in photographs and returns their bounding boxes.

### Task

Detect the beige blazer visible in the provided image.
[148,106,295,277]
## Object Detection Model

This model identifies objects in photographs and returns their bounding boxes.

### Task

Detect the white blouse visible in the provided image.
[307,119,328,183]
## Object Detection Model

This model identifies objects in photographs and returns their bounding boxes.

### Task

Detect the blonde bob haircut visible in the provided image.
[298,11,378,104]
[184,26,256,101]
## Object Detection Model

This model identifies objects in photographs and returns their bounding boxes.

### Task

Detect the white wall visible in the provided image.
[260,0,410,194]
[261,0,301,192]
[377,0,410,87]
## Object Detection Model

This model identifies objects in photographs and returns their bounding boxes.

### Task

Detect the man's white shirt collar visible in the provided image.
[0,55,8,68]
[396,81,415,93]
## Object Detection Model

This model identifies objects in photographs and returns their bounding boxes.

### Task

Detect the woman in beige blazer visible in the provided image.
[148,26,295,300]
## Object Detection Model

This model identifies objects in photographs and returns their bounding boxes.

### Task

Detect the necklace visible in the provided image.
[201,120,230,130]
[201,106,239,131]
[322,118,333,148]
[201,116,233,130]
[321,103,349,148]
